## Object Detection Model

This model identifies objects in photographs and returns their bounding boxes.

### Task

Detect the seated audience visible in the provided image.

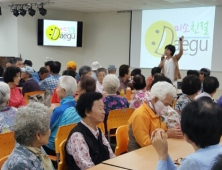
[3,66,25,108]
[21,66,40,96]
[199,68,211,92]
[102,74,128,123]
[195,76,219,102]
[187,70,199,77]
[91,61,102,80]
[96,68,107,93]
[128,82,182,152]
[23,59,33,67]
[43,76,81,155]
[77,76,96,99]
[0,82,17,134]
[32,67,49,83]
[152,97,222,170]
[79,65,92,77]
[40,61,61,94]
[107,64,116,74]
[212,154,222,170]
[51,69,76,103]
[117,64,133,94]
[5,59,13,68]
[67,61,80,81]
[65,92,115,170]
[146,67,161,91]
[44,60,53,72]
[175,75,201,114]
[2,103,54,170]
[14,57,23,68]
[131,68,141,79]
[130,74,150,109]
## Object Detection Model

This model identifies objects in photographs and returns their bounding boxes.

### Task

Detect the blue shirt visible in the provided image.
[157,144,222,170]
[33,72,51,83]
[46,96,81,150]
[39,74,60,94]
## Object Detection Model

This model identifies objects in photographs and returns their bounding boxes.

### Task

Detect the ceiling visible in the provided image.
[0,0,222,12]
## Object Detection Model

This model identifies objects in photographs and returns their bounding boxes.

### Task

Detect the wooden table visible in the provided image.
[87,163,124,170]
[103,138,194,170]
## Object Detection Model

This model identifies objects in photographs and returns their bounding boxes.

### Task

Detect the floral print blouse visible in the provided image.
[175,94,192,115]
[0,107,17,134]
[129,89,150,109]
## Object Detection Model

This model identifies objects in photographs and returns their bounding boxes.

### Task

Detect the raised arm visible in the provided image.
[158,55,165,68]
[175,36,184,61]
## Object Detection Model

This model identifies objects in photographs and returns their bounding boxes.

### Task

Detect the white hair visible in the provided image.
[103,74,120,94]
[58,76,77,97]
[150,81,176,100]
[0,82,10,109]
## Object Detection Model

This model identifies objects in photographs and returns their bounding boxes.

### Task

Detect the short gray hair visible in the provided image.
[14,102,51,146]
[96,68,107,77]
[103,74,120,94]
[0,82,10,109]
[58,76,77,97]
[79,65,92,77]
[150,81,176,100]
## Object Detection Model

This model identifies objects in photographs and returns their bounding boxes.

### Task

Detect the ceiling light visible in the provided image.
[18,6,26,16]
[28,6,36,17]
[11,6,19,17]
[38,4,47,16]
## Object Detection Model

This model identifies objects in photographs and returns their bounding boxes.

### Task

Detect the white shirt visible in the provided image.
[96,80,103,93]
[164,58,175,83]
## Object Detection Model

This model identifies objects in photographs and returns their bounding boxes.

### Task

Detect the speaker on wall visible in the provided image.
[0,7,2,15]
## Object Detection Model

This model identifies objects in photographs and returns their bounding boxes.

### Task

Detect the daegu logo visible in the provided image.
[145,21,177,57]
[46,25,76,41]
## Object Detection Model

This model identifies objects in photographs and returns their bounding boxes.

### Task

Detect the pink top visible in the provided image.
[66,120,115,170]
[8,87,25,108]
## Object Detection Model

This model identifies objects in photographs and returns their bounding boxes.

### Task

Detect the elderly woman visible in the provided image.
[130,74,150,109]
[152,97,222,170]
[0,82,17,134]
[65,92,115,170]
[77,76,96,99]
[96,68,107,93]
[102,74,128,119]
[43,76,81,155]
[175,75,201,114]
[3,66,25,108]
[2,103,54,170]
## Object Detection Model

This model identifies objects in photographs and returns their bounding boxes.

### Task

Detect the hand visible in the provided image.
[151,129,168,160]
[179,36,184,42]
[166,127,183,139]
[161,55,165,61]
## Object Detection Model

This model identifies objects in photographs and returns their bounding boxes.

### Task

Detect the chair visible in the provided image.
[107,108,134,142]
[172,98,177,109]
[58,140,68,170]
[0,131,15,159]
[97,122,105,134]
[55,123,77,164]
[0,156,8,169]
[115,125,128,156]
[24,91,45,105]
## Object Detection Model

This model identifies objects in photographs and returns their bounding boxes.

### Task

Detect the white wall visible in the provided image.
[0,7,18,56]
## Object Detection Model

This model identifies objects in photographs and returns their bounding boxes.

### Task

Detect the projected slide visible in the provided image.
[43,20,78,47]
[140,7,215,69]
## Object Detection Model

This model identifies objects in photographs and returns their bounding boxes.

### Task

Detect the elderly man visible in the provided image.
[79,65,92,77]
[21,66,40,95]
[128,81,183,152]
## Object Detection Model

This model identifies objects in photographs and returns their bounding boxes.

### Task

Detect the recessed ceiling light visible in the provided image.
[164,0,190,2]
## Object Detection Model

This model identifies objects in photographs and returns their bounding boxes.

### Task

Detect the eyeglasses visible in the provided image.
[173,157,183,166]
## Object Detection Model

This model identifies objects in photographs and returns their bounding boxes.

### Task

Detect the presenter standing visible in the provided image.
[158,36,184,87]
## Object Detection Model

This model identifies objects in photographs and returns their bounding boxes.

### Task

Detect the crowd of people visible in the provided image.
[1,35,222,170]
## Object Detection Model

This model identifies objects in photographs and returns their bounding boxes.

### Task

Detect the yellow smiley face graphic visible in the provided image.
[145,21,177,57]
[46,25,61,41]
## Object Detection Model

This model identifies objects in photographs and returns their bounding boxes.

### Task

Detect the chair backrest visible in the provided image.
[55,123,77,154]
[97,122,105,134]
[58,140,68,170]
[24,91,45,105]
[107,108,134,131]
[172,98,178,109]
[0,156,8,169]
[115,125,128,156]
[0,131,15,159]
